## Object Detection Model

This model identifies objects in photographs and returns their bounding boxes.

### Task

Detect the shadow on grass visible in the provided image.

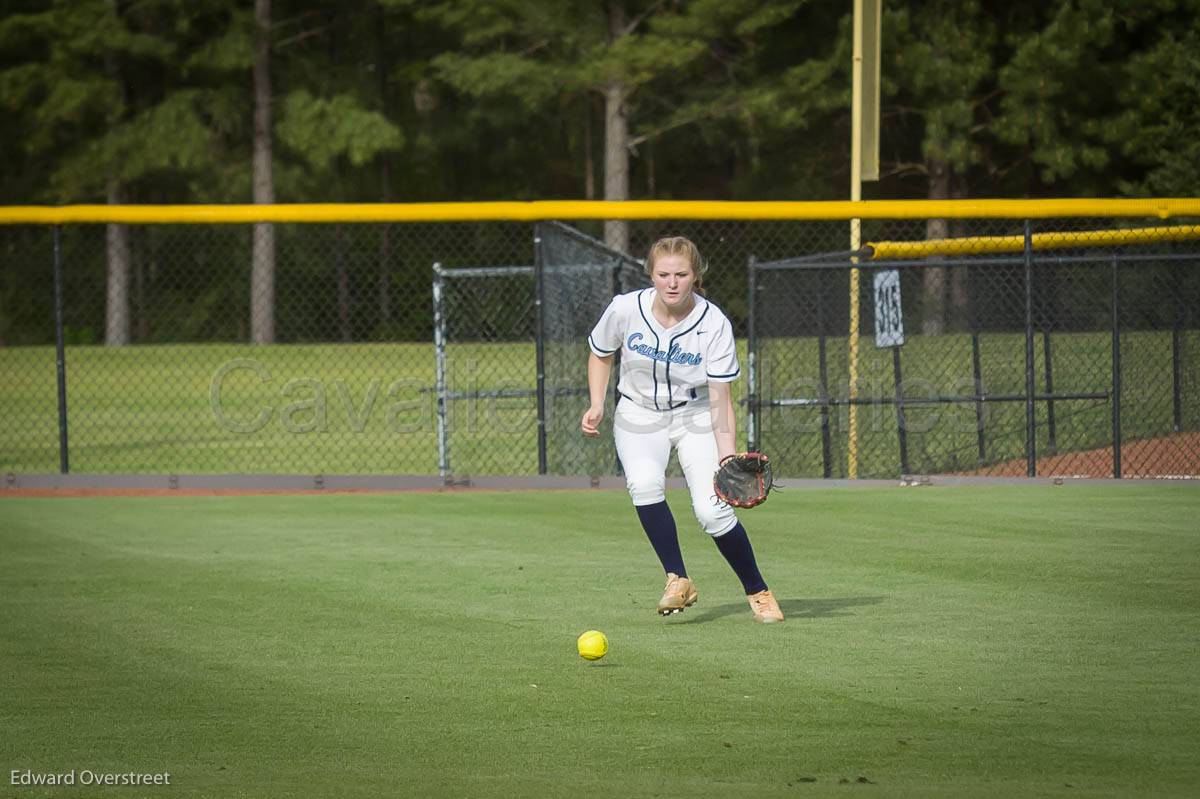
[676,595,885,625]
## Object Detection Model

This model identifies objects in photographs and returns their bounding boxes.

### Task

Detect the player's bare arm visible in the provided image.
[581,351,613,437]
[708,380,737,462]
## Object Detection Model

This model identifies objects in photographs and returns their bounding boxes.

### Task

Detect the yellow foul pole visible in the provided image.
[848,0,865,479]
[848,0,881,479]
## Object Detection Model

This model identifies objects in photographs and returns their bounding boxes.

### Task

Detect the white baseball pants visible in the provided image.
[613,399,738,537]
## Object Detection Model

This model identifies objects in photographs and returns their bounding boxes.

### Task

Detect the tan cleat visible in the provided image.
[657,572,698,616]
[747,589,784,623]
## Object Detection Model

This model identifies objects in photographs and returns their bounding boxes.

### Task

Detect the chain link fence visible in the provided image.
[538,222,649,477]
[750,218,1200,478]
[1,213,1197,478]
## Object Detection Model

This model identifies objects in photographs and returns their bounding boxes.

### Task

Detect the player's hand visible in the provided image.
[580,404,604,437]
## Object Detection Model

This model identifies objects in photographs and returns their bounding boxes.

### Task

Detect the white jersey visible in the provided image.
[588,288,740,410]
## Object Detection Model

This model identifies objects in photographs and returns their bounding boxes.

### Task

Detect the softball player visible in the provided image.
[581,236,783,623]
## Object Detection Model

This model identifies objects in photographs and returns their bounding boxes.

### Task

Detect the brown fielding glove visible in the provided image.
[713,451,774,508]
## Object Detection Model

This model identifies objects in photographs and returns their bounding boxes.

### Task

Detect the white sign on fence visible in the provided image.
[873,269,904,348]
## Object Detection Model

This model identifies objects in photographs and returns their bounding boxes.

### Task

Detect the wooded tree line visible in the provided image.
[1,0,1197,345]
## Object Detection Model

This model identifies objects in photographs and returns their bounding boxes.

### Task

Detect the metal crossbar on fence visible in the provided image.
[0,202,1196,480]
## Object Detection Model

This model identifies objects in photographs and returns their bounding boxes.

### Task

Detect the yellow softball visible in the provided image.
[576,630,608,661]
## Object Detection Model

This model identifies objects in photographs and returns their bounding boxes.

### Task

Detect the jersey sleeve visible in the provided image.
[587,297,624,357]
[705,316,740,382]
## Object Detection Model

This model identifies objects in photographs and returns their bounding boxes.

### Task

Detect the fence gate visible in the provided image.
[432,222,648,477]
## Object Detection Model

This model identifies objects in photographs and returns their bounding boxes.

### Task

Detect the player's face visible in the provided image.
[651,254,697,308]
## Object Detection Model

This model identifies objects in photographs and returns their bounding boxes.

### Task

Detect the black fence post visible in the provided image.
[53,225,70,474]
[892,346,910,474]
[1023,220,1036,477]
[816,267,835,479]
[533,224,548,475]
[968,263,986,466]
[1043,329,1057,454]
[817,338,833,478]
[817,270,832,478]
[1172,261,1183,433]
[971,331,986,466]
[1111,255,1123,479]
[746,255,759,453]
[432,263,450,478]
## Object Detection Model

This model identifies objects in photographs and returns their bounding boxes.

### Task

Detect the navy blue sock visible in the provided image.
[713,522,767,595]
[635,501,687,577]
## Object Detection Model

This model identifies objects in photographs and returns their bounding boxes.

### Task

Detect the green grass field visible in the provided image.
[2,485,1198,797]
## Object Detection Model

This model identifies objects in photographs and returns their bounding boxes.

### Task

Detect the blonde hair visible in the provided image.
[645,236,706,291]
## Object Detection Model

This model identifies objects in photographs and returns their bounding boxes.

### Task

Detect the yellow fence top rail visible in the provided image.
[2,198,1200,225]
